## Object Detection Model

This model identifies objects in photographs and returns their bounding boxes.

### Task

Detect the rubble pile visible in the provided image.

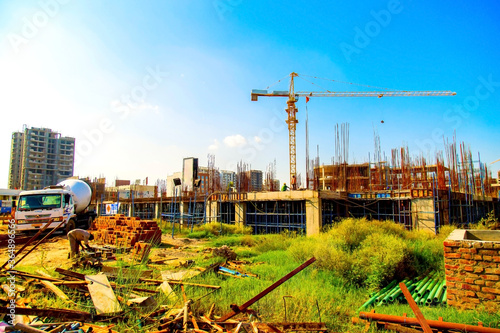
[90,214,162,247]
[212,245,237,260]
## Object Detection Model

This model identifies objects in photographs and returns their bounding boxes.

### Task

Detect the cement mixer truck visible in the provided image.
[15,179,97,234]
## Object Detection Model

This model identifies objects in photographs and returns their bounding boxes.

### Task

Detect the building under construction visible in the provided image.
[99,134,498,236]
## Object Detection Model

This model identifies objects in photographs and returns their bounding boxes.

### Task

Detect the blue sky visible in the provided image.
[1,1,499,188]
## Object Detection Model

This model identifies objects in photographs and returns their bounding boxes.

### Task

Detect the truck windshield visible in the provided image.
[18,194,62,211]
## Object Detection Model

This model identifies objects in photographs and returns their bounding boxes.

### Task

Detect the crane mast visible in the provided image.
[251,72,456,187]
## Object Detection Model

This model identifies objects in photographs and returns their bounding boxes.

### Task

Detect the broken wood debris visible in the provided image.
[85,274,122,315]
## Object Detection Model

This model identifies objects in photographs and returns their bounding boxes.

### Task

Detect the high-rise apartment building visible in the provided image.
[8,126,75,190]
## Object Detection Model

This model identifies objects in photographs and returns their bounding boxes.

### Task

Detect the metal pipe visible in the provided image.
[359,312,500,333]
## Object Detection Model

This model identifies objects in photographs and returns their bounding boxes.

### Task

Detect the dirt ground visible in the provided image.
[0,225,208,271]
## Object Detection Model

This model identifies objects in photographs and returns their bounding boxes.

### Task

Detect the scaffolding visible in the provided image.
[246,201,306,234]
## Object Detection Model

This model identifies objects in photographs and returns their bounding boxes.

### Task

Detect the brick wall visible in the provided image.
[444,229,500,310]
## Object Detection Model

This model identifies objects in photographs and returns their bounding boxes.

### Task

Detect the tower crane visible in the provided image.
[251,72,456,186]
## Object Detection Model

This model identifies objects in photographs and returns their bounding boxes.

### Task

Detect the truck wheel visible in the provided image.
[86,216,94,230]
[66,219,76,234]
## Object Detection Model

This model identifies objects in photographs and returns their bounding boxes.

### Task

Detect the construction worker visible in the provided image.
[67,229,94,259]
[281,183,289,191]
[291,175,297,190]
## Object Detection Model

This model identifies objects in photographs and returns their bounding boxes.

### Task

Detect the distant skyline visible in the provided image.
[1,1,499,188]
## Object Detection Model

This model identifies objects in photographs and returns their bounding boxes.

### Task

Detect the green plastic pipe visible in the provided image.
[441,289,447,305]
[375,280,398,302]
[358,280,397,311]
[433,280,447,303]
[425,278,441,304]
[413,275,431,294]
[417,275,436,297]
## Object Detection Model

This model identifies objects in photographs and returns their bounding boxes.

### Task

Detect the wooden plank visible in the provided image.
[40,281,69,302]
[399,282,433,333]
[55,268,85,280]
[85,274,122,315]
[35,270,69,302]
[160,281,178,302]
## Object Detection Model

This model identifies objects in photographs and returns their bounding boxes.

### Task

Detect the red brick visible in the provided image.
[485,268,500,274]
[494,244,500,250]
[465,291,476,297]
[480,250,498,256]
[446,281,456,288]
[475,279,485,285]
[478,261,497,268]
[474,267,484,273]
[477,292,496,300]
[493,256,500,262]
[466,273,479,278]
[459,259,476,265]
[482,242,494,249]
[483,256,493,261]
[474,255,483,260]
[461,283,481,291]
[464,266,474,272]
[485,281,498,287]
[444,240,460,247]
[444,258,457,264]
[481,275,500,281]
[444,246,452,253]
[473,242,484,249]
[462,253,472,259]
[482,287,500,294]
[446,276,463,282]
[445,253,462,259]
[462,297,480,304]
[445,264,460,270]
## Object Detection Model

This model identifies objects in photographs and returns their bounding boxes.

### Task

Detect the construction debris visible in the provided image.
[211,245,237,261]
[85,274,122,315]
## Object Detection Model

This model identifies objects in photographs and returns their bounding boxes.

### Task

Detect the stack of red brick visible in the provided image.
[90,214,162,247]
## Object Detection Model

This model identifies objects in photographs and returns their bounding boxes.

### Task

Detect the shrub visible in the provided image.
[195,222,253,236]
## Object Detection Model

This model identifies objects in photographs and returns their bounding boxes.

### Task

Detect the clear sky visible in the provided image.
[1,1,499,188]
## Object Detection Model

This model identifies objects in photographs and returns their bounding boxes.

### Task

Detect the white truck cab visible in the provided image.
[15,179,95,234]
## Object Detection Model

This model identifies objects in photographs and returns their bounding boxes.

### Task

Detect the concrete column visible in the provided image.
[180,201,189,226]
[154,202,159,219]
[128,203,132,217]
[204,200,219,223]
[234,202,246,227]
[305,197,322,236]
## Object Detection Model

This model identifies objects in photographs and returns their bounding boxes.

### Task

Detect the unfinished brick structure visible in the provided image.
[444,229,500,310]
[90,214,162,247]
